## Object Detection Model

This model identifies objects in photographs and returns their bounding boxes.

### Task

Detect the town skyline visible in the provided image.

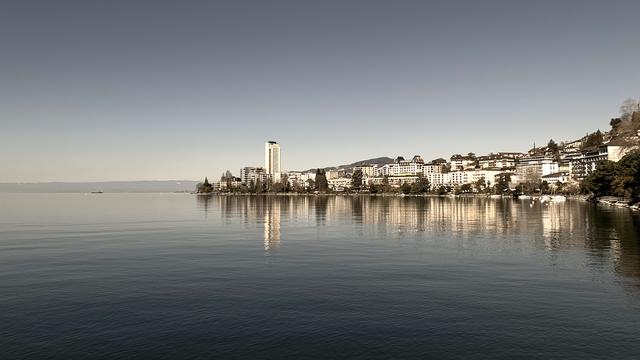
[0,112,632,184]
[214,105,638,197]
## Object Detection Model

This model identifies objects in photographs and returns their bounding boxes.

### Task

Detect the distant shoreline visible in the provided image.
[0,180,198,193]
[197,192,587,200]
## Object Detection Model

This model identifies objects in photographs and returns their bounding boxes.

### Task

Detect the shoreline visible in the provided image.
[195,192,639,210]
[198,192,589,200]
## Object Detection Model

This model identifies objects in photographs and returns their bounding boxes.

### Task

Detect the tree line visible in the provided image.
[582,150,640,199]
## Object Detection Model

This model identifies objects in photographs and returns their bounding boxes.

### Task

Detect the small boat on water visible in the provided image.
[551,195,566,202]
[90,191,103,194]
[540,195,551,203]
[489,195,502,199]
[519,195,532,200]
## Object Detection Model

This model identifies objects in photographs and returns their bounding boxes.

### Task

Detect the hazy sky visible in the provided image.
[1,0,639,182]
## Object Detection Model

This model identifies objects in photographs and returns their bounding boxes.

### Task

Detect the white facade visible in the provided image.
[265,141,281,180]
[374,156,424,177]
[450,155,476,170]
[426,169,509,187]
[328,177,352,190]
[240,167,269,185]
[287,171,316,188]
[354,165,377,177]
[567,144,636,180]
[542,172,570,184]
[326,169,344,179]
[368,176,420,187]
[477,155,516,169]
[426,172,451,186]
[423,162,444,175]
[467,169,505,186]
[516,156,559,181]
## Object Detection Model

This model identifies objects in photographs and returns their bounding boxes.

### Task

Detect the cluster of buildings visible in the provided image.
[216,138,636,192]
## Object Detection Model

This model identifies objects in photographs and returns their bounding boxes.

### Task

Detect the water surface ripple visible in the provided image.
[1,194,639,359]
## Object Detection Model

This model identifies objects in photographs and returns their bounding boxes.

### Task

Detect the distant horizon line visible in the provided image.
[0,180,200,184]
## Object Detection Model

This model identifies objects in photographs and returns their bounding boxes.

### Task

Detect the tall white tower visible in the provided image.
[265,141,281,180]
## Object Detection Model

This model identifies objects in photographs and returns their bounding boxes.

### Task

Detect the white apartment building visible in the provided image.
[450,154,476,170]
[423,162,444,175]
[568,143,635,180]
[477,154,517,169]
[426,172,451,187]
[218,177,242,190]
[239,167,270,185]
[368,176,420,188]
[542,172,570,184]
[354,164,377,177]
[426,169,510,187]
[468,169,506,186]
[287,171,316,187]
[300,172,316,185]
[265,141,281,180]
[516,156,559,182]
[328,177,352,190]
[449,171,470,185]
[374,155,424,177]
[375,164,393,177]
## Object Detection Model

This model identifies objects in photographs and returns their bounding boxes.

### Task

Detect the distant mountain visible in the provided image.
[305,157,394,172]
[0,180,199,193]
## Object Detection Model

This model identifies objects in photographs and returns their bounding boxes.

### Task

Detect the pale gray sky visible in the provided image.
[1,0,639,181]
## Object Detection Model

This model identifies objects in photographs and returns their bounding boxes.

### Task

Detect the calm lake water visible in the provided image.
[1,193,640,359]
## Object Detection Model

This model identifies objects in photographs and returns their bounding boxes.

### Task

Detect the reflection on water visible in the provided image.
[198,195,640,281]
[263,198,280,251]
[3,193,640,359]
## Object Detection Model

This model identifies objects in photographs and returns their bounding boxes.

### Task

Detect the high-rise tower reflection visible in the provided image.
[203,195,640,281]
[263,197,281,251]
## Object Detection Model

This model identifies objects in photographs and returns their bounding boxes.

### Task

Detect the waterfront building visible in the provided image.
[516,156,559,182]
[285,171,303,187]
[300,172,316,186]
[325,169,346,180]
[240,167,269,185]
[219,176,243,191]
[477,154,517,169]
[423,168,509,188]
[568,142,635,181]
[423,161,444,175]
[450,154,477,170]
[265,141,281,180]
[374,155,424,177]
[426,172,451,187]
[374,164,393,177]
[368,175,420,188]
[327,177,352,191]
[397,155,424,175]
[285,171,316,188]
[449,170,470,185]
[495,152,526,159]
[542,172,570,184]
[467,168,507,186]
[354,164,377,177]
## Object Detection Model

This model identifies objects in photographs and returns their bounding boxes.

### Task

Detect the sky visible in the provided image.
[1,0,639,182]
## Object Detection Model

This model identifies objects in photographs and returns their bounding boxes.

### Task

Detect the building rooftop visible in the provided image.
[542,172,569,178]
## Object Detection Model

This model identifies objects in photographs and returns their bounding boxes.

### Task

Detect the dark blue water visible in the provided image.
[1,193,639,359]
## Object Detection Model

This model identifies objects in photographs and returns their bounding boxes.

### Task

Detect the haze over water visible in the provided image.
[1,193,640,359]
